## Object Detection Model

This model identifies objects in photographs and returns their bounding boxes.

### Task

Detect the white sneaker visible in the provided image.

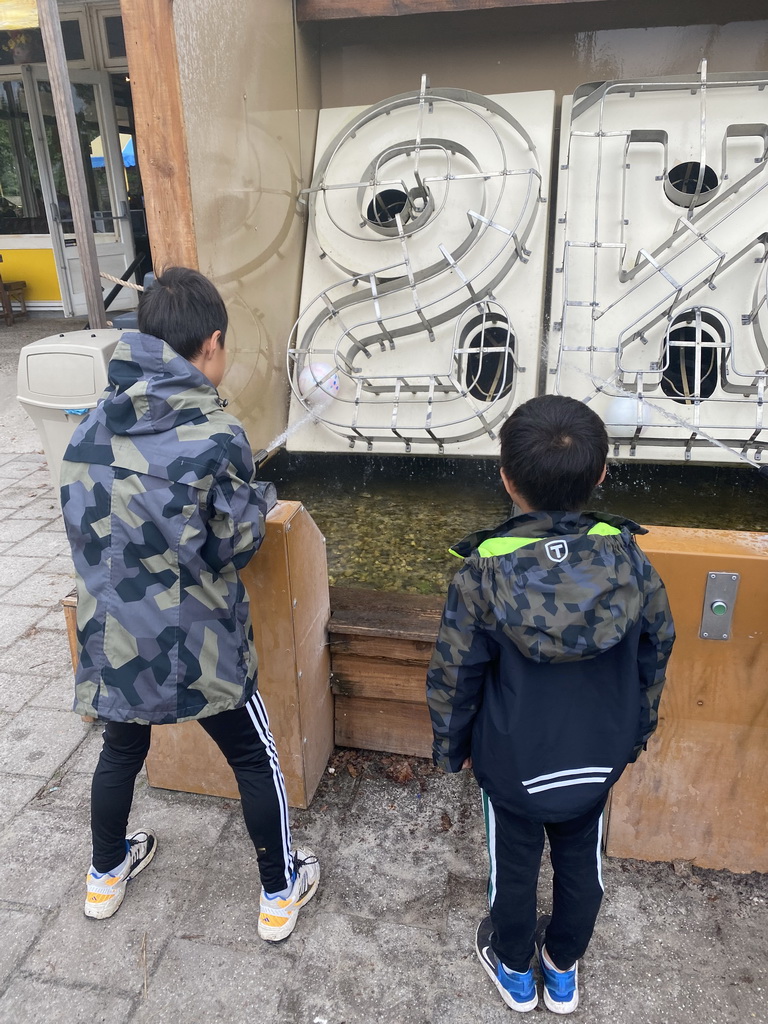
[258,848,320,941]
[84,829,157,920]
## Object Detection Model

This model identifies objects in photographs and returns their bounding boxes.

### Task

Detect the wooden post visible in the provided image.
[36,0,107,327]
[120,0,198,270]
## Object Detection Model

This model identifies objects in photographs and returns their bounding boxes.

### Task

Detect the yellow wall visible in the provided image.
[0,247,60,302]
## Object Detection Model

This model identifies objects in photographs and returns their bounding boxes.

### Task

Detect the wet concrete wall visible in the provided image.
[171,1,767,446]
[317,3,768,108]
[172,0,321,450]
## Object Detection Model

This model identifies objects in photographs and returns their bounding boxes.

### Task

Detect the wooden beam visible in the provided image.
[119,0,197,270]
[296,0,613,20]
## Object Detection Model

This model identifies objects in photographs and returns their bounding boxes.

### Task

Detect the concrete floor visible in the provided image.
[0,315,765,1023]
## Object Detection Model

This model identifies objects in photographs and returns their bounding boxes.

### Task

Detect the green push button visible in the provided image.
[711,600,728,615]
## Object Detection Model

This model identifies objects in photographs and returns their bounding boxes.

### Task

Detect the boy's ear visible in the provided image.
[200,331,222,360]
[499,467,517,501]
[597,463,607,486]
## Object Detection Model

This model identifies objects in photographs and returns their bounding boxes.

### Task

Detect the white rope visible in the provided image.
[99,272,144,292]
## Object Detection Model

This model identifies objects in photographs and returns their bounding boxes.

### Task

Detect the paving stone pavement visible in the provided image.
[0,317,765,1023]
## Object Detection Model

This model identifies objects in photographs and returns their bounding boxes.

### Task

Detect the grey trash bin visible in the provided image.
[17,329,123,489]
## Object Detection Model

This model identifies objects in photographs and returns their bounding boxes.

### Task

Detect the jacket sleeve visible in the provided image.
[632,560,675,760]
[426,562,495,773]
[201,431,276,573]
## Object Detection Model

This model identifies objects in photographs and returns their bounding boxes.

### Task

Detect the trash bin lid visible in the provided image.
[17,329,124,409]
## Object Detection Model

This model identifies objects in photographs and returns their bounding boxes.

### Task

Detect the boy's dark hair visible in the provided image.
[137,267,228,360]
[499,395,608,511]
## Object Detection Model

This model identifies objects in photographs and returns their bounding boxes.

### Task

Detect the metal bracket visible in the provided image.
[700,572,740,640]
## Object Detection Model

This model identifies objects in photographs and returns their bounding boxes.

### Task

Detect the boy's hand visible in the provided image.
[462,757,473,770]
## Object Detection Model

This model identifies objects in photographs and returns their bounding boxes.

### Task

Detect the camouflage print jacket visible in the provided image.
[426,510,675,821]
[60,332,274,725]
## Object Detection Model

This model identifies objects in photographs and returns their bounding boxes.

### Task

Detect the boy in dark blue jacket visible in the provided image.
[426,395,674,1013]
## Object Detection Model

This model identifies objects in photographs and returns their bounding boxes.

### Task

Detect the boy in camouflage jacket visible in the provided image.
[426,395,674,1014]
[61,268,318,937]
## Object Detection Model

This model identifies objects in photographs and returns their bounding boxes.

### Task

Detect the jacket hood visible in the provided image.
[454,510,649,664]
[99,332,224,436]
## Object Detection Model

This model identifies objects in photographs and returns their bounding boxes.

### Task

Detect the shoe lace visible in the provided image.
[292,852,319,871]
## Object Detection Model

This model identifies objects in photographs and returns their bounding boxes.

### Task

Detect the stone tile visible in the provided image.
[0,707,87,777]
[35,609,73,630]
[0,772,47,827]
[430,947,525,1024]
[59,721,104,774]
[0,604,48,648]
[0,905,46,988]
[25,671,75,713]
[0,806,90,910]
[3,573,79,609]
[0,489,37,510]
[279,912,444,1024]
[312,770,484,928]
[0,977,132,1023]
[25,780,235,996]
[0,555,48,592]
[0,519,42,544]
[0,672,33,713]
[28,763,91,815]
[0,626,72,674]
[131,935,299,1024]
[10,530,69,559]
[8,497,61,521]
[41,555,74,578]
[2,459,51,479]
[0,667,69,713]
[176,814,291,944]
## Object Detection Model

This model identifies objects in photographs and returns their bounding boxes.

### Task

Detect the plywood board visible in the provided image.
[146,502,333,809]
[143,720,240,800]
[606,526,768,873]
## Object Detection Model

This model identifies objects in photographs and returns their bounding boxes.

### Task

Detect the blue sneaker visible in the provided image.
[535,915,579,1014]
[475,916,538,1012]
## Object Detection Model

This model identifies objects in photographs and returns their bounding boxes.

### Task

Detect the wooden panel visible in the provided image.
[606,526,768,873]
[296,0,611,19]
[329,586,443,642]
[335,695,433,758]
[146,502,333,809]
[331,654,428,702]
[285,506,335,806]
[330,634,435,664]
[241,502,304,802]
[120,0,197,269]
[142,720,240,800]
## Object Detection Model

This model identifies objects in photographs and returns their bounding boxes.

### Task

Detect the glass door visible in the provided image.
[21,66,136,316]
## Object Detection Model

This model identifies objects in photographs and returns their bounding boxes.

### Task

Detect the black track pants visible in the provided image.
[90,693,293,893]
[482,791,608,973]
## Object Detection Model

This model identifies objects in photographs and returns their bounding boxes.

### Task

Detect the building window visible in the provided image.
[0,22,84,67]
[103,16,126,60]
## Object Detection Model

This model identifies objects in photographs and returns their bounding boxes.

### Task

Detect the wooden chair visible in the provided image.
[0,273,28,326]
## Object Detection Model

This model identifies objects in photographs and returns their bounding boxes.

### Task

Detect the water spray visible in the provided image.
[254,363,340,467]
